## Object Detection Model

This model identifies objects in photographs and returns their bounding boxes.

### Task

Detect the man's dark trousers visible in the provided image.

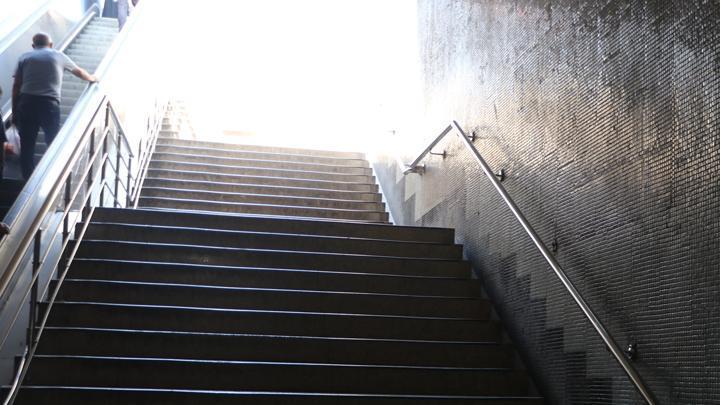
[16,94,60,180]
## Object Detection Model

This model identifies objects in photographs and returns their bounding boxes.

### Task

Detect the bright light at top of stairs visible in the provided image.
[150,0,422,152]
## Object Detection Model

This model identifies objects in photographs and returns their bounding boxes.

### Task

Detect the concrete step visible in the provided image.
[150,151,373,175]
[154,144,370,168]
[14,387,544,405]
[91,207,452,243]
[144,168,378,192]
[38,327,513,368]
[138,196,389,222]
[24,356,528,396]
[73,240,470,277]
[68,259,480,297]
[140,187,386,212]
[81,222,461,259]
[53,279,488,318]
[143,177,382,202]
[44,302,502,341]
[149,159,375,183]
[156,137,366,159]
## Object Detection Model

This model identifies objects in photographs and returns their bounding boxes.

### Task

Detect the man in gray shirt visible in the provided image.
[12,32,97,179]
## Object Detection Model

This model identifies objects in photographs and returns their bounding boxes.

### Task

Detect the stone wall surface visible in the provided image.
[372,1,719,403]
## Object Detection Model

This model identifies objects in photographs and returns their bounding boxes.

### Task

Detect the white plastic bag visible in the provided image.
[5,126,20,156]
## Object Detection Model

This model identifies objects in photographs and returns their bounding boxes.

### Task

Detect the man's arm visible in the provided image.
[71,67,98,83]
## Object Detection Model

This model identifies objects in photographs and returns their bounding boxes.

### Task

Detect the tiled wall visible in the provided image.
[372,1,719,403]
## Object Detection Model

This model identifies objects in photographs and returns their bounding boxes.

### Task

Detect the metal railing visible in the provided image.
[0,0,166,397]
[0,95,132,404]
[403,120,656,405]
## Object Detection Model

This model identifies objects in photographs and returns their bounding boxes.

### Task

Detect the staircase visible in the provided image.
[2,16,117,181]
[12,137,544,404]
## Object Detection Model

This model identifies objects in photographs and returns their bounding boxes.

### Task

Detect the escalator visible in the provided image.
[1,14,118,216]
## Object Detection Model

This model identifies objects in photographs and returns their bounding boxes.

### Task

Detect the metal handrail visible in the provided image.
[403,120,656,405]
[130,100,165,208]
[0,96,133,405]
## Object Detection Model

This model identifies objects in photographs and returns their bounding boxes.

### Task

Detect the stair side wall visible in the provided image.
[372,1,720,404]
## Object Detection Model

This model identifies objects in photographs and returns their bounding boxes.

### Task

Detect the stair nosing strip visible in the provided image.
[49,301,487,321]
[71,258,473,281]
[31,354,513,372]
[142,177,379,197]
[150,159,371,179]
[60,279,479,301]
[15,386,543,400]
[138,196,386,214]
[139,187,382,206]
[133,207,390,225]
[42,326,504,345]
[155,137,366,159]
[86,221,455,246]
[146,167,376,187]
[150,151,372,172]
[153,143,369,163]
[78,240,460,262]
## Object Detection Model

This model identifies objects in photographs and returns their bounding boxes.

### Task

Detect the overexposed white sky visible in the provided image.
[149,0,421,151]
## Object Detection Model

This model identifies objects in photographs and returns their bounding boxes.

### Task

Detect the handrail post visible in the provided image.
[87,129,95,192]
[28,230,42,347]
[126,156,133,207]
[114,129,121,208]
[62,176,72,240]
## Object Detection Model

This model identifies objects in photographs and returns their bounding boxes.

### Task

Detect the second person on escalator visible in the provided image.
[115,0,140,31]
[11,33,98,180]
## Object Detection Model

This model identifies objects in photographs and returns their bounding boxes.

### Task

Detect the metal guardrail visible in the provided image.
[0,1,166,401]
[0,95,133,405]
[403,120,656,405]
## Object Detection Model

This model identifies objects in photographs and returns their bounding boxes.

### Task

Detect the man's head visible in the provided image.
[32,33,52,49]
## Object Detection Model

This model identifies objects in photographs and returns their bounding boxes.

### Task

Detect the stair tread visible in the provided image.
[74,240,469,278]
[145,168,378,191]
[69,259,480,297]
[150,151,373,174]
[45,301,501,341]
[140,186,384,209]
[137,200,389,223]
[143,177,381,201]
[25,355,528,396]
[82,221,461,259]
[154,143,369,166]
[139,195,385,214]
[149,159,374,181]
[93,208,452,242]
[157,137,366,159]
[16,387,544,403]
